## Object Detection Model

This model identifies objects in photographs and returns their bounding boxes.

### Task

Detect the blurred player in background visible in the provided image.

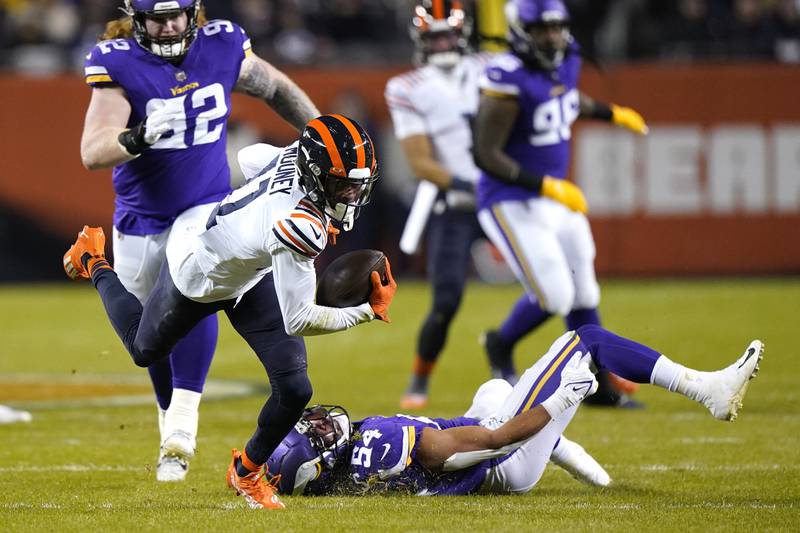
[473,0,649,405]
[65,115,396,510]
[79,0,319,481]
[266,328,763,496]
[387,0,584,410]
[386,0,489,410]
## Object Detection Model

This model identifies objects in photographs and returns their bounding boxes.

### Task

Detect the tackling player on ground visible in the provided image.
[265,330,763,497]
[65,115,397,510]
[473,0,649,405]
[80,0,319,481]
[387,0,586,410]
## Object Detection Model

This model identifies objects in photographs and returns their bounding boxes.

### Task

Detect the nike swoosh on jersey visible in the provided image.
[380,443,392,462]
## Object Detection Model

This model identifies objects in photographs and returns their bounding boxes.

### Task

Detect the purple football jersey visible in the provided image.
[476,50,581,209]
[348,415,490,495]
[84,20,251,235]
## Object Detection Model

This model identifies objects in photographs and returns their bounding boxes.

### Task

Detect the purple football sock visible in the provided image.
[576,324,660,383]
[170,314,219,393]
[565,307,601,330]
[498,294,551,345]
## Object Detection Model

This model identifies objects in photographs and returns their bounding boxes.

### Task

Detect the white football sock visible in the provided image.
[163,389,201,443]
[650,355,711,403]
[157,406,167,442]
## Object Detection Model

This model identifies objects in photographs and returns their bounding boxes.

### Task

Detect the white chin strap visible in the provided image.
[325,204,354,232]
[428,51,461,69]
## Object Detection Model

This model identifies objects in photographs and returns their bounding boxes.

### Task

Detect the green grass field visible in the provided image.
[0,278,798,531]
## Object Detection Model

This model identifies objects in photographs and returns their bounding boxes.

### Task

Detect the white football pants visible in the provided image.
[478,197,600,316]
[466,331,582,494]
[112,227,171,301]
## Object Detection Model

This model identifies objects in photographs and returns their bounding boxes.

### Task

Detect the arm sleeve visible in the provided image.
[270,248,374,336]
[385,77,427,139]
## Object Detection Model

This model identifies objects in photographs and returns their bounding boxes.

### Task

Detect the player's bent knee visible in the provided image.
[275,372,313,408]
[540,288,574,317]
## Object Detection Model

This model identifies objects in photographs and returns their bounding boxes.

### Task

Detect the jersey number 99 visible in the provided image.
[530,88,579,147]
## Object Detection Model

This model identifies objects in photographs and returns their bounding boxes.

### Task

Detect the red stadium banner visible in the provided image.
[0,64,797,275]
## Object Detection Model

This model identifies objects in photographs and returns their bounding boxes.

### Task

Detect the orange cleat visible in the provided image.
[63,225,111,280]
[226,449,285,510]
[608,372,640,395]
[399,392,428,410]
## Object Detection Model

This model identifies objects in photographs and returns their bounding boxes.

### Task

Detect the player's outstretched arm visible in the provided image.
[235,53,320,132]
[579,92,648,135]
[271,249,376,336]
[80,87,136,169]
[416,354,598,472]
[415,407,552,473]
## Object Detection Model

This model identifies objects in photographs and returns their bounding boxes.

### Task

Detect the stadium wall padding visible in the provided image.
[0,63,798,277]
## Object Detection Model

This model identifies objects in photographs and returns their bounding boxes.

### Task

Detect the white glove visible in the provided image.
[540,352,598,419]
[143,104,181,144]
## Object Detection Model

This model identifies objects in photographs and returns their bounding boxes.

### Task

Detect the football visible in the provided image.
[316,249,388,308]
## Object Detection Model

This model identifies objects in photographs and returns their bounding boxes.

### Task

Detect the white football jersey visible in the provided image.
[166,142,375,334]
[384,54,491,184]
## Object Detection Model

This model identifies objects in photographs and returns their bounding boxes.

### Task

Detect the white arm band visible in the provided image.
[441,440,525,472]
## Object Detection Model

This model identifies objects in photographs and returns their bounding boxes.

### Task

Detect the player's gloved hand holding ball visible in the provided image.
[369,259,397,322]
[540,353,598,419]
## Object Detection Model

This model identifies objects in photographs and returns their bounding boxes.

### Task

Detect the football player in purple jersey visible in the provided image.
[266,329,763,497]
[472,0,649,405]
[79,0,320,482]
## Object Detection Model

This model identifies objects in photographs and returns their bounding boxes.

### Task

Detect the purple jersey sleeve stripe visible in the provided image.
[489,205,548,307]
[515,333,581,415]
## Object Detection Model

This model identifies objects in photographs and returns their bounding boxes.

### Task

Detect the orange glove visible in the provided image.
[369,258,397,322]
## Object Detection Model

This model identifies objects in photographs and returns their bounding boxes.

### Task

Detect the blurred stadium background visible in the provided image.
[0,0,799,280]
[0,0,799,528]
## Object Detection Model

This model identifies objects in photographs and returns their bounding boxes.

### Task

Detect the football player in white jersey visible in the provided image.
[63,115,397,510]
[386,0,488,410]
[387,0,579,409]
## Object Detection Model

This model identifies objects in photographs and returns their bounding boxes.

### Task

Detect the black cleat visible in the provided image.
[480,330,518,385]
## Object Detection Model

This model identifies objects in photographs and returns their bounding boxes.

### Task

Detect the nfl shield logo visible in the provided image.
[175,71,187,82]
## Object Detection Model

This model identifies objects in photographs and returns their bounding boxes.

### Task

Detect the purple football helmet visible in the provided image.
[124,0,201,59]
[505,0,571,70]
[266,405,352,495]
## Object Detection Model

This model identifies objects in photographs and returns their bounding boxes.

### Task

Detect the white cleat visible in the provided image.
[551,436,611,487]
[156,430,196,482]
[704,340,764,421]
[0,405,32,424]
[156,455,189,482]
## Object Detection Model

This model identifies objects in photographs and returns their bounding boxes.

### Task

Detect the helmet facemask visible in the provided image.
[297,405,352,469]
[124,0,201,60]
